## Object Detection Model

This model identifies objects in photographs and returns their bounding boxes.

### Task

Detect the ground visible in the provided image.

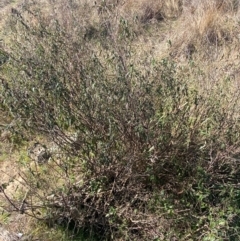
[0,1,30,239]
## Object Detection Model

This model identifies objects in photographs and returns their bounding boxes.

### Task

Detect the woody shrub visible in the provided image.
[1,1,240,240]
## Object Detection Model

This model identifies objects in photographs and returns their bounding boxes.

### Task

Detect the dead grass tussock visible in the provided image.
[163,0,240,90]
[120,0,182,22]
[170,1,237,59]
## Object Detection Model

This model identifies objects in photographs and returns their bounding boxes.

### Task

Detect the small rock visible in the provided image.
[27,142,50,164]
[16,233,23,239]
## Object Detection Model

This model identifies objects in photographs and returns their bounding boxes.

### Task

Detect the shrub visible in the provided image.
[1,0,240,240]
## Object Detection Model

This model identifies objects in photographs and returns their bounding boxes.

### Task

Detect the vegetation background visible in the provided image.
[1,0,240,240]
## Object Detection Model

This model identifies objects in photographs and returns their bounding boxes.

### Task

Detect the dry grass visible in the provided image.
[84,0,240,84]
[170,0,237,56]
[0,0,20,32]
[119,0,182,20]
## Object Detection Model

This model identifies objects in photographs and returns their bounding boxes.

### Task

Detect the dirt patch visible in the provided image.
[0,157,28,241]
